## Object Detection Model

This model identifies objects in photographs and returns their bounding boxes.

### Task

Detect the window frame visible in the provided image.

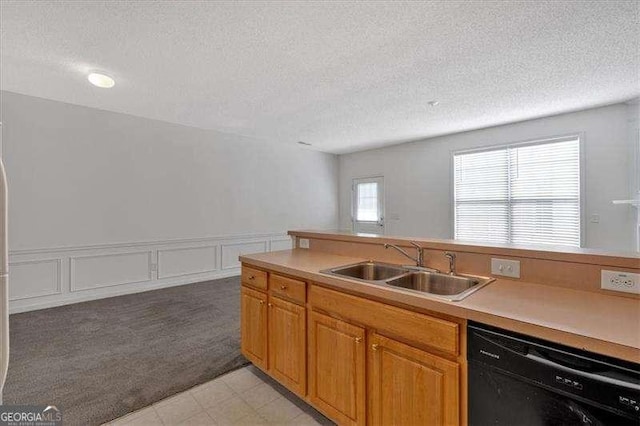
[449,133,586,247]
[351,175,385,233]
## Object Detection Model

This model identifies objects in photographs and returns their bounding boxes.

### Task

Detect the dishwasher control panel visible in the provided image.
[619,396,639,412]
[555,375,583,390]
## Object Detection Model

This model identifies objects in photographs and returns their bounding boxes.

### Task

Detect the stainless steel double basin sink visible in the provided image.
[320,261,494,301]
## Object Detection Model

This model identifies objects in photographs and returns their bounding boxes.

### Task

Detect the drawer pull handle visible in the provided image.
[248,275,255,280]
[371,343,379,351]
[355,337,362,343]
[280,285,288,290]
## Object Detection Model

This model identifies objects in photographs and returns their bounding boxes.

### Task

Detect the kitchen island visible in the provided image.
[239,231,640,425]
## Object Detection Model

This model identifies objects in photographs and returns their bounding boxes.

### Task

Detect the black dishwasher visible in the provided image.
[468,321,640,426]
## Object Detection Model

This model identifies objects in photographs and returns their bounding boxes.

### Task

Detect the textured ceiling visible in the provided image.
[1,1,638,154]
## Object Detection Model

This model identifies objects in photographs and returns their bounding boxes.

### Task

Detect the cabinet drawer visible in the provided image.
[270,274,306,304]
[242,266,268,290]
[310,285,460,356]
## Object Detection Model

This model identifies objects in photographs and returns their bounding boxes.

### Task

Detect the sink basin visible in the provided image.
[321,261,494,302]
[386,271,494,301]
[322,261,408,281]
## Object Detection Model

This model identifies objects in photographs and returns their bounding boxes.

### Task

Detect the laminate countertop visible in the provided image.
[240,249,640,364]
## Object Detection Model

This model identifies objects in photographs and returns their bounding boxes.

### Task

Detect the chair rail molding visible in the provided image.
[8,232,292,313]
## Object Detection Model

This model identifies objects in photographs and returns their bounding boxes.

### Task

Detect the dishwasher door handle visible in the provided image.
[526,351,640,391]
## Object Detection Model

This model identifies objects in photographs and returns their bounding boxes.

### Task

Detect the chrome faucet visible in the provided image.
[444,252,456,275]
[384,241,424,267]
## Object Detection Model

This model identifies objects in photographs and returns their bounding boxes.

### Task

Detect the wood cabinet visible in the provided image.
[308,310,366,426]
[240,267,308,397]
[368,333,459,426]
[268,295,306,396]
[241,264,464,426]
[240,286,268,369]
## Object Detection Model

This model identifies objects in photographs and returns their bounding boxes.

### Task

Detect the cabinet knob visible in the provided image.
[268,303,273,307]
[371,343,379,351]
[259,300,265,305]
[249,275,255,280]
[280,285,288,290]
[355,337,362,343]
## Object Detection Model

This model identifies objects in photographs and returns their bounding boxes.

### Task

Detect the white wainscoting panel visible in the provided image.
[221,241,268,270]
[9,258,62,301]
[158,245,217,279]
[270,238,293,251]
[8,232,289,313]
[70,251,153,292]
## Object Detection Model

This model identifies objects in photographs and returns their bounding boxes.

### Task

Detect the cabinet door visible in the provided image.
[369,333,460,426]
[268,296,306,396]
[241,286,268,370]
[308,311,366,426]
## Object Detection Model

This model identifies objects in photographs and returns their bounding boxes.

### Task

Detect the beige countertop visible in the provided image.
[240,249,640,363]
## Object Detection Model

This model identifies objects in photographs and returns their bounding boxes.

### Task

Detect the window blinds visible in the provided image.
[454,137,581,247]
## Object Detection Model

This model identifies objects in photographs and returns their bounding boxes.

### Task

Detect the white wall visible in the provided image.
[339,103,637,252]
[626,100,640,250]
[1,91,339,312]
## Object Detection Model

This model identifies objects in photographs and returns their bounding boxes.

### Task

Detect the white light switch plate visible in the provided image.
[491,258,521,278]
[298,238,310,249]
[601,270,640,294]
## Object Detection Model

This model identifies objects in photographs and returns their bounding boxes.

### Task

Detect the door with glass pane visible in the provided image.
[352,177,384,234]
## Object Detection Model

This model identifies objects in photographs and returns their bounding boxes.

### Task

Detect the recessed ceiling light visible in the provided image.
[427,100,439,107]
[297,141,312,146]
[87,73,115,88]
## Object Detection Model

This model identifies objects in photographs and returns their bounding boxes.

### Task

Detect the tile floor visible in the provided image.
[105,365,335,426]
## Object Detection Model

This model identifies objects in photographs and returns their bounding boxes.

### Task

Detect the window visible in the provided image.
[356,182,379,221]
[453,137,581,247]
[352,176,384,234]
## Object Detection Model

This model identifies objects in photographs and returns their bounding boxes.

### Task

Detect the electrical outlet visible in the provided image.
[491,258,521,278]
[601,270,640,294]
[150,263,158,272]
[298,238,310,249]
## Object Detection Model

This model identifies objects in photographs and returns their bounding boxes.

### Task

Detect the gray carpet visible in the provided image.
[3,276,249,426]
